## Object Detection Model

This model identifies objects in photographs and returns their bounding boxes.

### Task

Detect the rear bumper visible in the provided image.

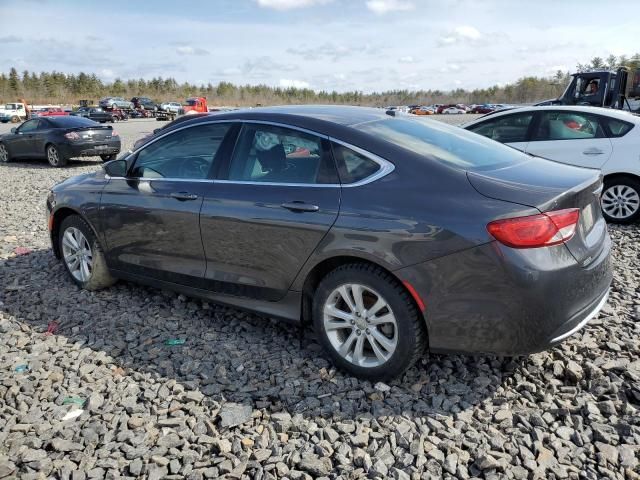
[59,140,121,158]
[394,233,613,356]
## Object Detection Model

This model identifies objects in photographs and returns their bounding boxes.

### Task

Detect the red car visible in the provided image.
[33,108,69,118]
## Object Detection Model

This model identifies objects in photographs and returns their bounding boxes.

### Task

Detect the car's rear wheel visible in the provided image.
[313,264,426,381]
[58,215,116,291]
[11,116,19,123]
[0,143,10,163]
[46,144,67,167]
[601,177,640,224]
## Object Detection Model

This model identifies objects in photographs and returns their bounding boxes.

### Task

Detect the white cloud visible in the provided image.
[99,69,116,80]
[399,55,414,63]
[366,0,414,14]
[439,63,463,73]
[176,46,210,56]
[256,0,332,10]
[279,78,310,88]
[287,42,381,61]
[437,25,482,46]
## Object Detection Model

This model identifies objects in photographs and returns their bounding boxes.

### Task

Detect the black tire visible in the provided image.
[313,263,427,381]
[100,154,117,162]
[10,115,19,123]
[0,142,10,163]
[601,176,640,224]
[46,144,67,167]
[58,215,116,291]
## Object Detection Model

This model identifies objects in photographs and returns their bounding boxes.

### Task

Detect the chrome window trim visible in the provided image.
[117,118,395,187]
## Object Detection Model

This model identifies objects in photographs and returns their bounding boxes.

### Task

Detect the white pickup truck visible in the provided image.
[0,102,28,123]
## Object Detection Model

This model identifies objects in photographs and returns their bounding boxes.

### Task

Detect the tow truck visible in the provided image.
[536,66,640,112]
[0,101,29,123]
[156,96,208,121]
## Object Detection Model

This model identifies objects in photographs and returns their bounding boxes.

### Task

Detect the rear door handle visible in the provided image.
[281,201,319,212]
[583,148,604,155]
[170,192,199,201]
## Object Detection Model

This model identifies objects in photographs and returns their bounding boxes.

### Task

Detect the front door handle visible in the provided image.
[281,201,319,212]
[583,148,604,155]
[170,192,199,201]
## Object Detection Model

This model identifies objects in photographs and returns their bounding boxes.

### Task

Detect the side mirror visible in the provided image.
[10,127,17,134]
[103,159,127,177]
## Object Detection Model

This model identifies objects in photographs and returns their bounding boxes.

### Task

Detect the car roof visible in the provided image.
[47,116,98,127]
[187,105,392,128]
[462,105,640,127]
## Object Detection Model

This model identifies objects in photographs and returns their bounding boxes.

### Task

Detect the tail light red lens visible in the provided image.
[64,132,80,140]
[487,208,580,249]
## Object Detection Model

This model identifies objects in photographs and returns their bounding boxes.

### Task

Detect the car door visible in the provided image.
[525,110,613,168]
[100,122,234,285]
[199,122,341,301]
[10,119,41,158]
[465,111,535,152]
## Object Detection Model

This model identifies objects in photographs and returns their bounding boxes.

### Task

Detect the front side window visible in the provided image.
[467,113,534,143]
[131,123,231,179]
[533,111,606,141]
[19,119,39,132]
[606,118,634,137]
[228,124,337,184]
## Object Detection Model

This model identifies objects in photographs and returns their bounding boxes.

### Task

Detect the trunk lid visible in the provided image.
[467,156,606,265]
[71,125,115,142]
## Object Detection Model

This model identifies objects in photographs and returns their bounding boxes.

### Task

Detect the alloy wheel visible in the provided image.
[0,144,8,162]
[601,184,640,220]
[323,283,398,368]
[61,227,93,283]
[47,145,60,166]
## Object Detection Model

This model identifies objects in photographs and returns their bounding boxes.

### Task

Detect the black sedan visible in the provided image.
[0,116,121,167]
[70,107,114,123]
[45,106,612,379]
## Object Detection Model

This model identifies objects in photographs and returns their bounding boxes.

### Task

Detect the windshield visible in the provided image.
[353,117,528,171]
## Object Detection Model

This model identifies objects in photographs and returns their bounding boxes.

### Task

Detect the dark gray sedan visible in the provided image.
[45,106,612,380]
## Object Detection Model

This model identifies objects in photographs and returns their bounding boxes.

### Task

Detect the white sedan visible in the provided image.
[463,106,640,223]
[442,107,466,114]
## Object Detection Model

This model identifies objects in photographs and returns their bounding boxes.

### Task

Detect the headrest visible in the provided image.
[257,144,286,172]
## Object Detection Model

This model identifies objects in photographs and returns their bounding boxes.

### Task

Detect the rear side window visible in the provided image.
[467,113,533,143]
[353,117,527,171]
[606,118,634,137]
[533,111,606,141]
[331,143,380,184]
[228,124,338,184]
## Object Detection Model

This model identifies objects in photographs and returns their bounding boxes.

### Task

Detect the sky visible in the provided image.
[0,0,637,93]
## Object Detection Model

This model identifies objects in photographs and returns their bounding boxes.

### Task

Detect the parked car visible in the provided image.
[131,96,157,111]
[158,101,182,113]
[442,107,466,114]
[410,106,435,116]
[471,104,496,114]
[32,107,69,118]
[0,116,120,167]
[99,97,134,109]
[463,105,640,223]
[71,107,114,123]
[45,106,612,380]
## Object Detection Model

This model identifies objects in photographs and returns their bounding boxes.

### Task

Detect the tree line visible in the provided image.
[1,53,639,107]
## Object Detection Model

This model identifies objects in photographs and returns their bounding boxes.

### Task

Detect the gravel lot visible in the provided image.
[1,116,639,480]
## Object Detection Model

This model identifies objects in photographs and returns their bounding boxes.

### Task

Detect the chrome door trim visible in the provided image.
[114,118,395,188]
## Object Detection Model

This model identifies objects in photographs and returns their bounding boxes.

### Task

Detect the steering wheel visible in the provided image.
[181,157,211,178]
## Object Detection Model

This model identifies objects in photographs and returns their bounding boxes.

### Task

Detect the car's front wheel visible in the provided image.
[601,176,640,224]
[313,264,427,381]
[100,154,117,162]
[46,144,67,167]
[0,143,10,163]
[58,215,116,290]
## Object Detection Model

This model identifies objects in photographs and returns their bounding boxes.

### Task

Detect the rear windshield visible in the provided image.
[353,117,527,170]
[50,116,98,128]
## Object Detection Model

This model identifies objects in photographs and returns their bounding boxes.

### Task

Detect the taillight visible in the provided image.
[111,130,119,137]
[64,132,80,140]
[487,208,580,249]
